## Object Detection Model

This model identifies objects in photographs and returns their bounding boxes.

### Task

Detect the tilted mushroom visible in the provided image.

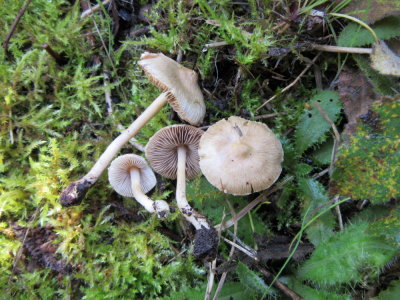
[145,125,218,259]
[60,52,206,206]
[108,154,170,218]
[199,116,283,195]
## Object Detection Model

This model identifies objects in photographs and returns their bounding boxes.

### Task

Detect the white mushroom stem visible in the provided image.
[60,92,169,206]
[130,167,170,217]
[177,146,210,230]
[88,92,168,180]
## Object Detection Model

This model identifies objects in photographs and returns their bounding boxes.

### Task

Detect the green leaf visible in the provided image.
[237,262,276,298]
[295,90,342,154]
[353,54,398,96]
[312,139,333,165]
[297,221,398,286]
[338,16,400,47]
[298,177,335,245]
[285,276,351,300]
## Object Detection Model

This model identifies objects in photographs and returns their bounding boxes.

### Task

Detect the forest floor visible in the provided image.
[0,0,399,299]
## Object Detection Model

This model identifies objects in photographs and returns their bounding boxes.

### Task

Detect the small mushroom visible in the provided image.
[199,116,283,195]
[60,52,206,206]
[108,154,170,218]
[145,125,218,260]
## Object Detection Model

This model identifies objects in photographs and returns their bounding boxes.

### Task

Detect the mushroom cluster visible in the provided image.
[59,52,283,260]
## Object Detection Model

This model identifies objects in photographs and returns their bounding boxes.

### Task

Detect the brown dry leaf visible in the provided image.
[337,68,379,135]
[341,0,400,24]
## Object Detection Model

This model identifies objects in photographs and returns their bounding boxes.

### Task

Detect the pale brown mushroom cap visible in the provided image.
[108,154,156,197]
[145,125,204,180]
[138,52,206,126]
[199,116,283,195]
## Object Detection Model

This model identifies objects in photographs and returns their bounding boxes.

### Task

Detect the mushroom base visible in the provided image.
[59,179,92,207]
[193,226,219,261]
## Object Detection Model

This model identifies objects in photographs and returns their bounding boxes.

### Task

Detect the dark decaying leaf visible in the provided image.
[341,0,400,24]
[13,226,73,274]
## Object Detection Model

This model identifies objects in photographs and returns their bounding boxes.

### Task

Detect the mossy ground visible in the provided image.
[1,0,399,299]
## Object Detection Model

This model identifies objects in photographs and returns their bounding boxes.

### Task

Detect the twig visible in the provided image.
[81,0,111,19]
[312,168,329,179]
[222,233,303,300]
[312,44,372,54]
[42,43,67,65]
[3,0,32,54]
[313,102,343,230]
[257,267,303,300]
[256,53,321,111]
[254,112,281,120]
[204,260,217,300]
[216,176,293,230]
[222,237,259,260]
[204,41,230,49]
[212,202,237,300]
[104,74,144,152]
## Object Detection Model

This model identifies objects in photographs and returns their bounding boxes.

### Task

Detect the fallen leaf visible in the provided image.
[341,0,400,24]
[337,68,378,135]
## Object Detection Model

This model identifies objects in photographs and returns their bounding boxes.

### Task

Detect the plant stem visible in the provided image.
[329,12,379,43]
[312,44,372,54]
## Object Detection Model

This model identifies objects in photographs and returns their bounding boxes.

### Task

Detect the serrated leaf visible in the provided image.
[353,54,398,96]
[312,139,333,165]
[285,276,351,300]
[331,98,400,203]
[294,163,313,177]
[297,221,398,286]
[298,177,335,245]
[338,16,400,47]
[237,262,275,297]
[295,90,342,154]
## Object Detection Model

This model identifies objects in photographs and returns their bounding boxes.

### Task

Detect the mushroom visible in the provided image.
[60,52,206,206]
[145,125,218,259]
[199,116,283,195]
[108,154,170,218]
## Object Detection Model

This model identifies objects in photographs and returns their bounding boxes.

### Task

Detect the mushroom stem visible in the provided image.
[130,168,156,213]
[60,92,169,206]
[176,146,210,230]
[130,167,170,218]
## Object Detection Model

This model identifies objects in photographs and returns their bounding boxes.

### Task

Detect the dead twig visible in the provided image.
[256,54,321,111]
[3,0,32,54]
[257,266,303,300]
[216,176,294,230]
[313,102,343,230]
[81,0,111,19]
[312,44,372,54]
[221,233,302,300]
[42,43,67,65]
[212,202,238,300]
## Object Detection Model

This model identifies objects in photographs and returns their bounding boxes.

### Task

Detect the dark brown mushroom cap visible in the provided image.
[145,125,204,180]
[138,52,206,126]
[199,116,283,195]
[108,154,156,197]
